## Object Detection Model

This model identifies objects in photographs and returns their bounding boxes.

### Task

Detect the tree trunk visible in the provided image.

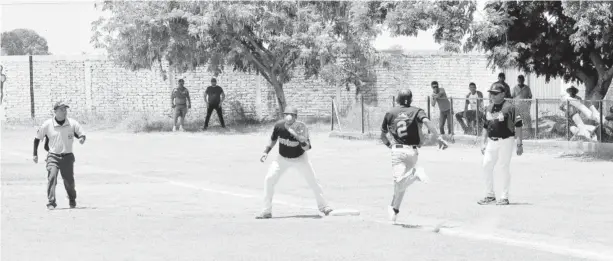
[272,81,287,118]
[585,74,613,108]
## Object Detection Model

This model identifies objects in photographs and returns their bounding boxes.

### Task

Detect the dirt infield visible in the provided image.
[2,127,612,261]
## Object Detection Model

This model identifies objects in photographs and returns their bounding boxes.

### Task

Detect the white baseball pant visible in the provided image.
[482,137,514,199]
[390,145,420,210]
[262,152,328,213]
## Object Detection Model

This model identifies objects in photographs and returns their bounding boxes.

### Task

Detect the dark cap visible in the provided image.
[53,101,69,110]
[283,106,298,115]
[488,83,506,94]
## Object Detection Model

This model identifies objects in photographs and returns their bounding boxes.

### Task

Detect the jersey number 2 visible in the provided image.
[396,121,408,137]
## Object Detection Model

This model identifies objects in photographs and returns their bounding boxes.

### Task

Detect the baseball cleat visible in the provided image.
[496,199,510,205]
[320,207,334,216]
[387,206,398,223]
[46,204,56,210]
[477,197,497,205]
[255,212,272,219]
[413,167,429,184]
[69,200,77,209]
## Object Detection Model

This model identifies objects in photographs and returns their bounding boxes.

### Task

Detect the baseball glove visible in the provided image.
[288,121,309,142]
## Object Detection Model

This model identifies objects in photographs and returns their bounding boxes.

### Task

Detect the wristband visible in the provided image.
[264,146,272,154]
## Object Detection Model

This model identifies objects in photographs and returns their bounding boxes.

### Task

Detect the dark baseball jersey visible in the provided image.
[482,100,523,138]
[271,120,310,158]
[381,106,428,146]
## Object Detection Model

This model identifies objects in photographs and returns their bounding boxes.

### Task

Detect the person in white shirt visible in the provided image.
[33,101,86,210]
[455,83,484,134]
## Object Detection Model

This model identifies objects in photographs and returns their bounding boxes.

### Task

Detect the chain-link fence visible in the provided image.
[332,95,613,143]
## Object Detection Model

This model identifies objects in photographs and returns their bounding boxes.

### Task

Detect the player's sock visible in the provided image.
[393,208,399,214]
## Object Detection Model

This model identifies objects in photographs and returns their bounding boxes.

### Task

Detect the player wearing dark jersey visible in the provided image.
[380,90,449,223]
[256,106,333,219]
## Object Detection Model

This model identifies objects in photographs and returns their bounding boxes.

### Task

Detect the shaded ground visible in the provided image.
[2,127,612,261]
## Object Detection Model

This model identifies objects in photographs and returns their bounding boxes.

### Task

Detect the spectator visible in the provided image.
[171,79,191,132]
[496,72,513,99]
[455,82,483,134]
[431,81,453,136]
[559,86,582,116]
[512,75,533,134]
[203,77,226,129]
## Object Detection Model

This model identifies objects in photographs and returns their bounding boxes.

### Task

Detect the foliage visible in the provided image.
[1,29,50,55]
[92,1,478,112]
[465,1,613,100]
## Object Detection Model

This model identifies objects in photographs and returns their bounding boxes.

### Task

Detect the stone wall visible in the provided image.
[1,52,545,124]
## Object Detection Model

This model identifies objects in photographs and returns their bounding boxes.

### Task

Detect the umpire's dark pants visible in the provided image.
[46,153,76,207]
[204,104,225,128]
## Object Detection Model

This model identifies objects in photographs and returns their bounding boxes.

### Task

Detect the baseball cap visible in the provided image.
[284,106,298,115]
[487,83,506,94]
[53,101,69,110]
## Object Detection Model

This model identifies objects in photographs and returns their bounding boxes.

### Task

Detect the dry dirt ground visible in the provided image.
[2,126,612,261]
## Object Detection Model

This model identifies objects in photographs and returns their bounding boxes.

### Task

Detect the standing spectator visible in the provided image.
[204,77,226,129]
[33,101,86,210]
[455,82,484,134]
[496,72,513,99]
[512,75,534,135]
[431,81,453,136]
[171,79,191,132]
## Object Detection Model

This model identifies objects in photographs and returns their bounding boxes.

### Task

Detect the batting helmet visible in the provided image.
[396,90,413,106]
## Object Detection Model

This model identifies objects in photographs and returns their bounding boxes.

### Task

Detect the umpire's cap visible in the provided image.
[284,106,298,115]
[396,89,413,106]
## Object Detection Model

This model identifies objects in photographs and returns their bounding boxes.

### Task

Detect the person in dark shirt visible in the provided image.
[203,78,226,129]
[380,89,449,223]
[478,82,524,206]
[496,72,513,99]
[256,106,333,219]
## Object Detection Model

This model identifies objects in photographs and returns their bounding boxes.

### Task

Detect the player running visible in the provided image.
[256,106,333,219]
[380,90,449,223]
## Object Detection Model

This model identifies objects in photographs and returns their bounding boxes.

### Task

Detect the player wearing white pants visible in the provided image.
[257,106,333,219]
[479,83,524,206]
[381,90,449,223]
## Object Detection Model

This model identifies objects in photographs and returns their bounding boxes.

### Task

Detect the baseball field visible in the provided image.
[2,125,612,261]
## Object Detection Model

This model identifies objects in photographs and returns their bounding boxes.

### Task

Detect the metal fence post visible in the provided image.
[449,97,454,135]
[29,55,35,120]
[427,97,431,134]
[566,100,570,141]
[535,98,539,139]
[361,95,365,134]
[476,98,481,136]
[392,96,395,107]
[331,97,334,131]
[599,100,604,142]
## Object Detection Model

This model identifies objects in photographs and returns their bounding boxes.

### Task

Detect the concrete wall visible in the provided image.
[1,52,566,124]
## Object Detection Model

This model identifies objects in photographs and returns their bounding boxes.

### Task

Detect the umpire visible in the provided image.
[478,83,524,206]
[33,101,86,210]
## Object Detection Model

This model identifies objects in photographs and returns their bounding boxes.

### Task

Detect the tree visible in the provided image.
[465,1,613,102]
[1,29,50,55]
[92,1,478,113]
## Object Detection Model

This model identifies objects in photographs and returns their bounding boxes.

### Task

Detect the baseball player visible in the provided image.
[33,101,86,210]
[256,106,333,219]
[478,82,524,206]
[380,90,449,223]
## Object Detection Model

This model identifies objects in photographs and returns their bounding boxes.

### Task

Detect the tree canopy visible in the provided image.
[92,1,477,112]
[465,1,613,101]
[1,29,50,55]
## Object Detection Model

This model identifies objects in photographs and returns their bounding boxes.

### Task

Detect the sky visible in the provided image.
[0,0,486,56]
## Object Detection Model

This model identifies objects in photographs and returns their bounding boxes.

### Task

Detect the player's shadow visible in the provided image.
[52,206,98,210]
[507,202,532,206]
[394,223,456,230]
[271,214,323,219]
